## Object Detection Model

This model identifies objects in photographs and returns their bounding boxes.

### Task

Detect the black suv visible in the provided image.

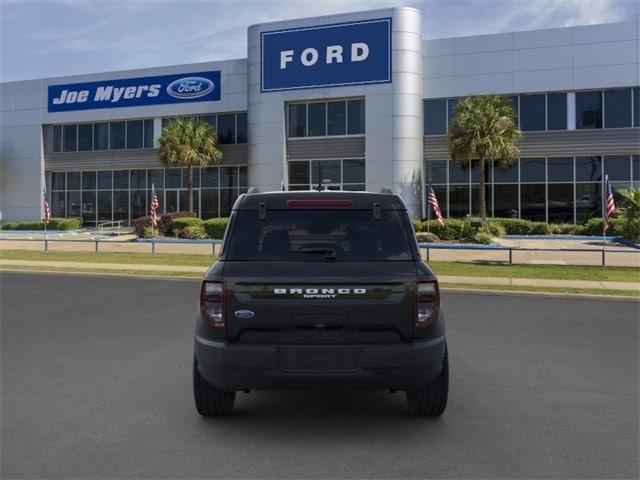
[193,191,448,416]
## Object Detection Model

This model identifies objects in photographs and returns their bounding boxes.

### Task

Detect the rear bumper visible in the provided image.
[194,335,447,392]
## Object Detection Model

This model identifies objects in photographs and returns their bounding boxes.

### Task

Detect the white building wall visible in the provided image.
[248,7,424,216]
[0,80,45,221]
[423,20,640,98]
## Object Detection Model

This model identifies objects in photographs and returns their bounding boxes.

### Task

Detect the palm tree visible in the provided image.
[158,118,222,213]
[448,94,521,221]
[616,188,640,242]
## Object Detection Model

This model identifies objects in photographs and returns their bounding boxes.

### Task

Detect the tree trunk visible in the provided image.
[479,158,487,221]
[187,164,193,213]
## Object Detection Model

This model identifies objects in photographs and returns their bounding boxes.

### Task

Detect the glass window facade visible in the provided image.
[519,94,546,131]
[288,159,365,191]
[48,166,248,225]
[604,88,632,128]
[287,99,364,138]
[546,93,567,130]
[425,92,571,135]
[78,124,93,151]
[63,124,77,152]
[50,113,246,153]
[576,91,602,129]
[425,154,634,224]
[424,99,447,135]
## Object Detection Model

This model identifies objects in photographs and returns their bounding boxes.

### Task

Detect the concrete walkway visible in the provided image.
[1,259,638,292]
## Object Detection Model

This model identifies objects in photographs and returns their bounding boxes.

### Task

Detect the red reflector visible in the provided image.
[287,199,353,207]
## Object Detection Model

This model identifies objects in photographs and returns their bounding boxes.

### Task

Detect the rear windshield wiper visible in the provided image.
[297,247,337,260]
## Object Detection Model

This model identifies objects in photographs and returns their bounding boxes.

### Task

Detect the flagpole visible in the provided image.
[602,175,606,266]
[43,187,48,246]
[426,179,431,235]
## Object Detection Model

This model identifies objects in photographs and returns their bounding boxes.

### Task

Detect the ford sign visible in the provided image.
[48,71,221,112]
[261,18,391,92]
[234,310,255,319]
[166,77,215,99]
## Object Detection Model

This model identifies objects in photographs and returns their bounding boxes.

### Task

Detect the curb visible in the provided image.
[440,286,639,302]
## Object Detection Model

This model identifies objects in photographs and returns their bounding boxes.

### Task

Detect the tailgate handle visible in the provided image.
[295,323,344,332]
[373,202,381,220]
[259,202,267,220]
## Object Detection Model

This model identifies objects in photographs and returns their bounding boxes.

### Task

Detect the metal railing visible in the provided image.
[417,242,639,266]
[97,221,123,235]
[0,237,224,255]
[0,237,637,266]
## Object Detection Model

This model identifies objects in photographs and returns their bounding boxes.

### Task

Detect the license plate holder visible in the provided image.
[296,347,343,370]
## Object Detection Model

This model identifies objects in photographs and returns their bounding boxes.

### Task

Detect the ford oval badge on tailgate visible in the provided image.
[234,309,255,319]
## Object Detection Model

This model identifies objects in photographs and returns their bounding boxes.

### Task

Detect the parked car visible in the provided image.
[193,190,448,416]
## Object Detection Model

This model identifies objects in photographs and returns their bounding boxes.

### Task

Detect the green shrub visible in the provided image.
[1,217,81,231]
[180,225,208,239]
[159,211,196,236]
[418,218,466,240]
[203,218,229,239]
[133,216,153,237]
[620,219,640,243]
[48,217,81,230]
[416,232,440,243]
[482,221,506,237]
[473,230,494,244]
[411,219,423,233]
[548,223,580,235]
[577,217,624,236]
[528,222,551,235]
[10,221,46,230]
[170,217,203,236]
[141,226,156,239]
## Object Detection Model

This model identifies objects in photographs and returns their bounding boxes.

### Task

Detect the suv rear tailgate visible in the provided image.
[223,261,417,344]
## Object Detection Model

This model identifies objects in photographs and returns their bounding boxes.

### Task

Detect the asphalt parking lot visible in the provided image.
[1,272,638,479]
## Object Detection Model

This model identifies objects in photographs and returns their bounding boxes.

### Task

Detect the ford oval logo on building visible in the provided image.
[166,76,215,99]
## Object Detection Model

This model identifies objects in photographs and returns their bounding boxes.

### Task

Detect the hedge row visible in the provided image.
[0,217,82,230]
[413,217,626,238]
[132,215,230,239]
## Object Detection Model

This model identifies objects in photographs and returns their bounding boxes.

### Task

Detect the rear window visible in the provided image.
[225,209,415,261]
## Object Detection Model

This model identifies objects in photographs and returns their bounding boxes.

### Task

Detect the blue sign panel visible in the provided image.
[48,71,221,112]
[261,18,391,92]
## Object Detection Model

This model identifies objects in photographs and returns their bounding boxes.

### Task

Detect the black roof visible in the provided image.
[235,190,407,210]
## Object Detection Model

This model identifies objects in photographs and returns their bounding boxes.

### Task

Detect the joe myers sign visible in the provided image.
[261,18,391,92]
[48,71,221,112]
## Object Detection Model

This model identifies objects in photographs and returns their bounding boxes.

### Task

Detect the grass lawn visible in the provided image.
[441,282,639,298]
[1,249,638,283]
[0,249,214,267]
[429,261,639,283]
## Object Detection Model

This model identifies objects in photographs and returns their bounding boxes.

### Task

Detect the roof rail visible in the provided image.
[247,187,260,194]
[380,188,393,194]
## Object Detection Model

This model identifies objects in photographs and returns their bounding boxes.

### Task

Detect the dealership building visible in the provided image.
[1,7,638,224]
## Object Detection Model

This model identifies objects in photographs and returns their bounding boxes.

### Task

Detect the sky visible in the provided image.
[1,0,638,82]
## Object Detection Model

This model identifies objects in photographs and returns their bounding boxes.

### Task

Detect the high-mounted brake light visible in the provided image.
[200,280,225,329]
[415,280,440,330]
[287,199,353,207]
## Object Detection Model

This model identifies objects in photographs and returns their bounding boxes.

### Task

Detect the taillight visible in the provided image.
[200,280,225,329]
[415,280,440,330]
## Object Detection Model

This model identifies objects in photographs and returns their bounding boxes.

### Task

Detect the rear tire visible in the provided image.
[193,359,236,417]
[405,347,448,417]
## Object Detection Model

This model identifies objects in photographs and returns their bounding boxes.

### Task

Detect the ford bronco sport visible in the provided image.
[193,190,448,416]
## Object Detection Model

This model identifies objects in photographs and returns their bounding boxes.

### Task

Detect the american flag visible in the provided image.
[150,186,160,227]
[604,174,616,232]
[427,183,444,227]
[43,188,51,224]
